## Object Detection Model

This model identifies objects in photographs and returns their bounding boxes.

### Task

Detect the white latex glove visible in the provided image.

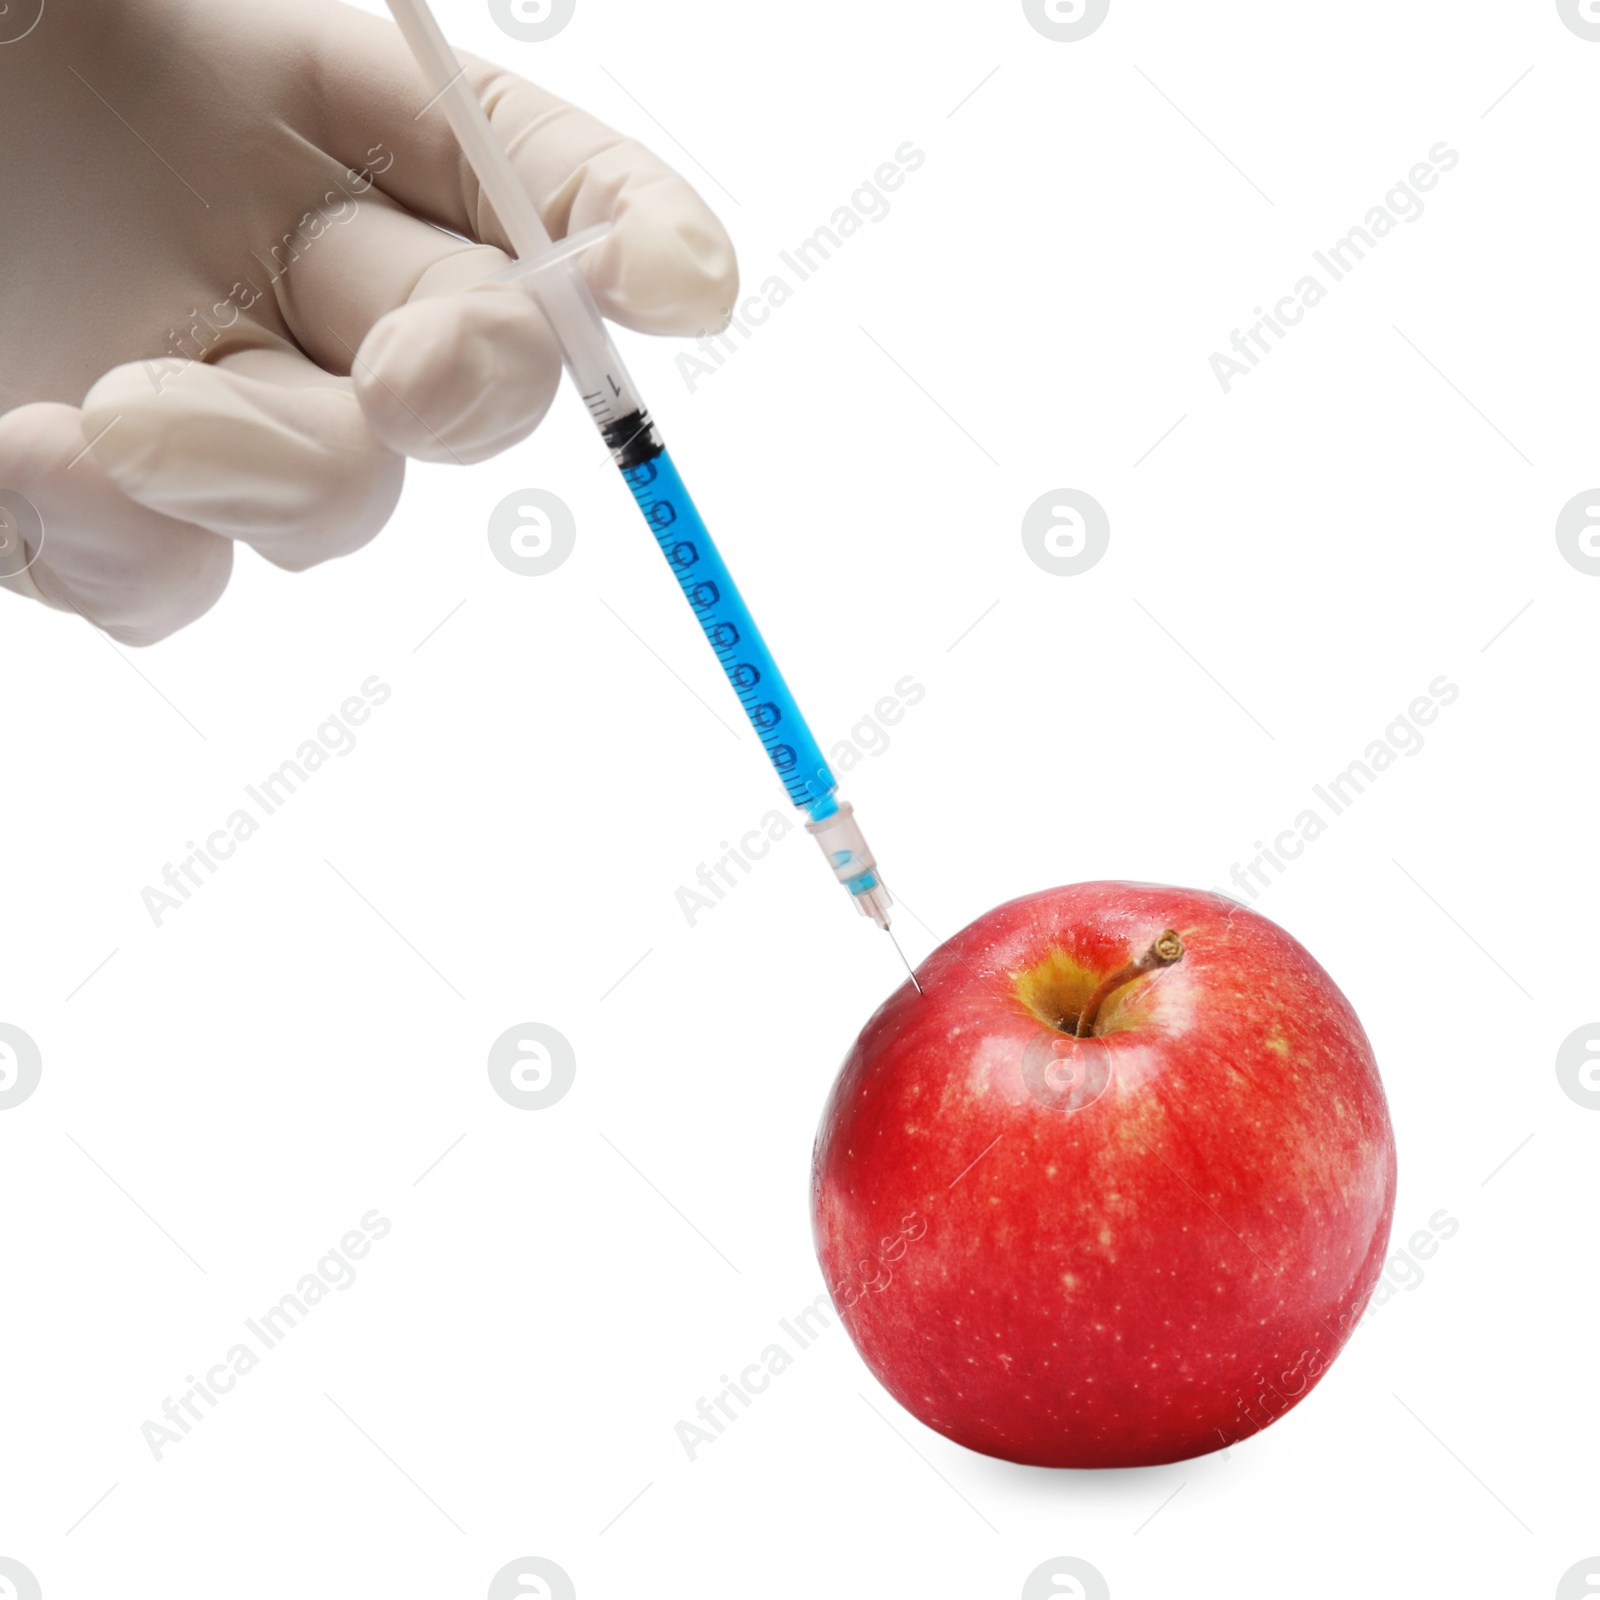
[0,0,736,643]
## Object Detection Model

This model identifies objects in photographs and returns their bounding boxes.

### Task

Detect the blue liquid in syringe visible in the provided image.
[621,448,839,820]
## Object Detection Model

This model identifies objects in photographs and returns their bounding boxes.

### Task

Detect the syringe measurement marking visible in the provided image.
[583,375,626,427]
[623,453,829,807]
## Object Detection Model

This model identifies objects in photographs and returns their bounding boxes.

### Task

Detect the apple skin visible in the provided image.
[812,882,1397,1469]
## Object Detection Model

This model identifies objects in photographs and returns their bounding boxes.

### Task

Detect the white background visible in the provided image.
[2,1,1596,1597]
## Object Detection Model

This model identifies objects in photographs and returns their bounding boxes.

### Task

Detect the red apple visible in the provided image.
[812,882,1397,1468]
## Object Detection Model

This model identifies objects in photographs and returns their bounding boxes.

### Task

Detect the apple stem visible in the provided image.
[1074,930,1185,1038]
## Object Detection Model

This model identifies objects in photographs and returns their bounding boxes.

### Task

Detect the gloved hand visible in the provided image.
[0,0,736,643]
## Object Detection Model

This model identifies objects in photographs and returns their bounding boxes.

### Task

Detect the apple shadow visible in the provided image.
[959,1443,1230,1516]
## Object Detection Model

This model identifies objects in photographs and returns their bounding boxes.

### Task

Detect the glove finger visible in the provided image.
[80,348,405,572]
[352,273,566,465]
[258,193,564,464]
[305,4,738,336]
[0,402,233,646]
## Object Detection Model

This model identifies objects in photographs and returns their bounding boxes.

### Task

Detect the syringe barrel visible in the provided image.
[618,446,836,811]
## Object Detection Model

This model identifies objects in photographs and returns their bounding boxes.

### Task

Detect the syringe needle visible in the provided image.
[887,927,922,995]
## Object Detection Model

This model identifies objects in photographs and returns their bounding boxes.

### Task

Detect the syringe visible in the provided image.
[383,0,914,978]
